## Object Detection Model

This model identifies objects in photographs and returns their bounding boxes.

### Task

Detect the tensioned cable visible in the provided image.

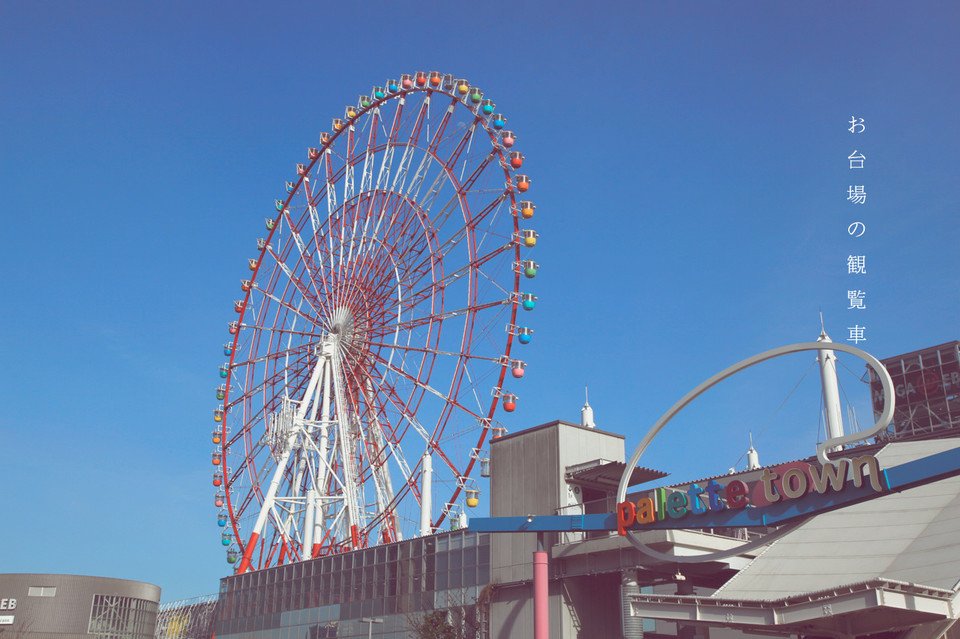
[730,359,818,471]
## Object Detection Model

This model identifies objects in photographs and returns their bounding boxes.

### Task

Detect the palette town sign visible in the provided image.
[616,454,884,535]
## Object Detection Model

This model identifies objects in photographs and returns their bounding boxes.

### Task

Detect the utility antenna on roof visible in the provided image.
[581,387,596,429]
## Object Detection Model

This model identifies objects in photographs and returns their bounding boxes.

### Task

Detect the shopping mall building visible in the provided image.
[144,341,960,638]
[37,340,960,639]
[152,342,960,638]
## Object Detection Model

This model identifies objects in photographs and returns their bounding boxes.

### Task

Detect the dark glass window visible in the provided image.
[330,572,341,604]
[264,584,276,614]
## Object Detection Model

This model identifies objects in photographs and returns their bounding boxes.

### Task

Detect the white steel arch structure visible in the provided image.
[211,72,539,573]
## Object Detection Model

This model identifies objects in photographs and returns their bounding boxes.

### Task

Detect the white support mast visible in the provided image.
[312,354,333,552]
[818,315,845,451]
[330,349,362,539]
[365,378,400,542]
[237,355,326,573]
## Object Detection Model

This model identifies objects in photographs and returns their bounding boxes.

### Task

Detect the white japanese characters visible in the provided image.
[846,116,869,344]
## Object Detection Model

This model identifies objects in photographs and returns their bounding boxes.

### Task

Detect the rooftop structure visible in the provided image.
[871,341,960,442]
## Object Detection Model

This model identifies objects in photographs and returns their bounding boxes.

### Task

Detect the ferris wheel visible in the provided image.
[211,72,540,572]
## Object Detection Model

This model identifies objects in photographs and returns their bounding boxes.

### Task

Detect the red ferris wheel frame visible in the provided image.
[212,72,537,572]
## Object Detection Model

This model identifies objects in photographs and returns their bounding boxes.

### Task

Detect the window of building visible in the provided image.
[28,586,56,597]
[88,593,158,639]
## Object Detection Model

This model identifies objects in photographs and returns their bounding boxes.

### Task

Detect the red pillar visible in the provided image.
[533,533,548,639]
[236,531,259,574]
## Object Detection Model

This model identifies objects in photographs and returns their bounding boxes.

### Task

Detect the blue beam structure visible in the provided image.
[469,514,616,533]
[470,445,960,533]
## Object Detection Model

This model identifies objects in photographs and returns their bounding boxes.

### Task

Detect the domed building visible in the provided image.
[0,573,159,639]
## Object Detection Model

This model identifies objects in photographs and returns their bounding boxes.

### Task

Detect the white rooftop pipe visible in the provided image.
[419,450,432,536]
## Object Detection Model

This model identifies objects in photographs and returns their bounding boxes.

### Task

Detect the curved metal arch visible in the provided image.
[616,341,896,564]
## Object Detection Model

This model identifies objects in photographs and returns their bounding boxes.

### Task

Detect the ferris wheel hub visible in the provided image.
[324,306,357,352]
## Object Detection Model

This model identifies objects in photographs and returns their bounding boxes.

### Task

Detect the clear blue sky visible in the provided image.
[1,1,957,602]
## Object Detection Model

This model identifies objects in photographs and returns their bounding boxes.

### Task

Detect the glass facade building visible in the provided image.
[215,529,491,639]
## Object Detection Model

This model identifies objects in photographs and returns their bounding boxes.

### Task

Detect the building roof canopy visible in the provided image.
[565,460,668,491]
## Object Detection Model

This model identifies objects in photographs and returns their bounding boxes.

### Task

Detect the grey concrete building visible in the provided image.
[488,419,633,638]
[0,573,159,639]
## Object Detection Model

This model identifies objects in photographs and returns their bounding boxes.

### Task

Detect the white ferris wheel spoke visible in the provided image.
[261,245,325,320]
[389,96,431,196]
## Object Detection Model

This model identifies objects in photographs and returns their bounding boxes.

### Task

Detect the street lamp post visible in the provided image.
[360,617,383,639]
